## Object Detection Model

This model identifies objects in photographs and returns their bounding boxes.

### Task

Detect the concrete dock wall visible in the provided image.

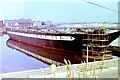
[0,58,118,78]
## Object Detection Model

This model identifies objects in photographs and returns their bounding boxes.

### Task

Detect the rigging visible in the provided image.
[81,0,120,13]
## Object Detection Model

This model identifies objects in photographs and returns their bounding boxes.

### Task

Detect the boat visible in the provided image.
[6,25,120,58]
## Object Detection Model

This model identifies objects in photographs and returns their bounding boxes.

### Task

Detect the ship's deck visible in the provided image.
[7,27,87,35]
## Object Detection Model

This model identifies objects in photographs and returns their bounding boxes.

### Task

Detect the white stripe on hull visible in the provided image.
[7,31,75,41]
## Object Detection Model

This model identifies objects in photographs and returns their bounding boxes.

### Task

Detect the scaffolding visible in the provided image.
[83,29,112,59]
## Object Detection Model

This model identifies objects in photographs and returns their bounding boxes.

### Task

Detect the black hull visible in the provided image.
[8,33,84,56]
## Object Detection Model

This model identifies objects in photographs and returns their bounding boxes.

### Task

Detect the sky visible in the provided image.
[0,0,119,23]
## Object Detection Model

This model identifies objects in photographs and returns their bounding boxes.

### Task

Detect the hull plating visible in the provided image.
[8,34,83,56]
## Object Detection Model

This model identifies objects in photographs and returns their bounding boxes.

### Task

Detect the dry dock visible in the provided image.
[0,58,119,78]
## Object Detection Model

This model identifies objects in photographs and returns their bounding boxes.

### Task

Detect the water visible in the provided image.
[0,35,49,73]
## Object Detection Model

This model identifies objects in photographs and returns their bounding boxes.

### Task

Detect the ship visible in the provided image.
[6,23,120,58]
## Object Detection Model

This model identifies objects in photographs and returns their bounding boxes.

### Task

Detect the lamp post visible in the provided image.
[86,30,89,70]
[86,45,88,70]
[86,29,92,70]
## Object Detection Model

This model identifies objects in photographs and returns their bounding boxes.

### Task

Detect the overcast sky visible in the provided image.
[0,0,119,22]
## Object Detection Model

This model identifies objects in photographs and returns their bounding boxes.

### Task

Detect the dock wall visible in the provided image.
[0,58,118,78]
